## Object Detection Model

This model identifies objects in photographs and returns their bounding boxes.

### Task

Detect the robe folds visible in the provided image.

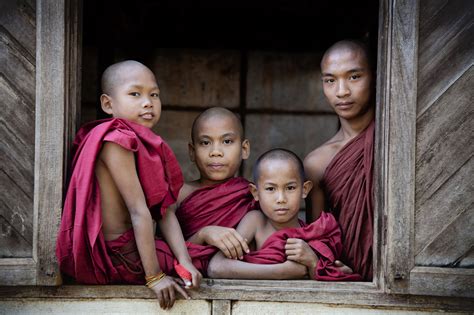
[322,120,374,281]
[56,118,183,284]
[243,212,362,281]
[106,177,257,280]
[175,177,258,240]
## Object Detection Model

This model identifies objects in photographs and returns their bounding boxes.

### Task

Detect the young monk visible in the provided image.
[154,107,256,270]
[304,40,375,280]
[56,60,200,310]
[207,149,361,280]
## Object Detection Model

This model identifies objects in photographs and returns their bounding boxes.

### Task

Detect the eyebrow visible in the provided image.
[322,68,366,77]
[127,84,160,90]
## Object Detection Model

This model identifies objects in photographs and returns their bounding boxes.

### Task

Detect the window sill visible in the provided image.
[0,279,471,311]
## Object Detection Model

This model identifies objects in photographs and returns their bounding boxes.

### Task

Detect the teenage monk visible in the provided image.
[304,40,375,281]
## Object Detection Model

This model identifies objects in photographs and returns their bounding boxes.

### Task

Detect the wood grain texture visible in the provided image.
[415,68,474,259]
[35,0,81,286]
[409,267,474,298]
[417,0,473,116]
[150,49,241,108]
[0,0,35,259]
[415,0,474,271]
[0,258,36,285]
[384,0,419,294]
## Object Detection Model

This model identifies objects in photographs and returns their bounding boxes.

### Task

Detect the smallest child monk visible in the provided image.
[56,60,200,310]
[208,149,361,280]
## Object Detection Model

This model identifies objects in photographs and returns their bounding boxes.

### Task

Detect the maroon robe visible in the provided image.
[56,118,183,284]
[243,212,362,281]
[105,177,258,280]
[176,177,257,240]
[322,120,374,280]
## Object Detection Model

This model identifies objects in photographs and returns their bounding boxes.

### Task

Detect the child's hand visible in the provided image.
[176,260,202,289]
[150,275,190,310]
[201,226,249,260]
[285,238,318,269]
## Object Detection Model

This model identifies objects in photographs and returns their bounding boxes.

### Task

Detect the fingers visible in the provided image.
[173,280,191,300]
[334,260,343,267]
[220,237,238,259]
[231,231,250,256]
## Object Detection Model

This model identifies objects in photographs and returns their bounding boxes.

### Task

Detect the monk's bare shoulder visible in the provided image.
[176,182,200,205]
[304,132,345,184]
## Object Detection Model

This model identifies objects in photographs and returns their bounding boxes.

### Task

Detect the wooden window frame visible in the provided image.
[8,0,469,310]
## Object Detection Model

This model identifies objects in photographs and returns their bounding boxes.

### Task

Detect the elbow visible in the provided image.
[207,256,226,278]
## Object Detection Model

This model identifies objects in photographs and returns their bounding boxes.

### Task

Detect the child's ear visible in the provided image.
[241,139,250,160]
[249,183,259,201]
[100,94,113,115]
[302,180,313,198]
[188,142,196,162]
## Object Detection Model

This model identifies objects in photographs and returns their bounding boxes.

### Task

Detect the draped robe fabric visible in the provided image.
[56,118,183,284]
[322,120,374,280]
[243,212,362,281]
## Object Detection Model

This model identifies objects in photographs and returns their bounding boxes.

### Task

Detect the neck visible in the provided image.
[339,106,374,140]
[267,217,300,231]
[196,177,231,187]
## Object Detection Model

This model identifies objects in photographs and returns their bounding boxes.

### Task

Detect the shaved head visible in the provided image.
[321,40,373,71]
[253,148,305,183]
[191,107,244,143]
[101,60,155,95]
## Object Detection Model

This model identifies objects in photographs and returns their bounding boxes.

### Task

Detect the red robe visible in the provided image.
[56,118,183,284]
[322,120,374,280]
[243,212,362,281]
[176,177,257,240]
[105,177,257,281]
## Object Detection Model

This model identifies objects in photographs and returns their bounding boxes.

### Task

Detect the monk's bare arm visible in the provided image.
[207,211,307,279]
[304,152,327,222]
[159,205,202,288]
[100,143,189,307]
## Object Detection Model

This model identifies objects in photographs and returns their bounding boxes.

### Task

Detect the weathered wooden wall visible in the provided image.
[0,0,36,258]
[82,49,340,182]
[415,0,473,268]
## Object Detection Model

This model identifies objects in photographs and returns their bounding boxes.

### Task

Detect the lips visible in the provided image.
[140,112,154,120]
[335,102,354,109]
[275,208,289,214]
[208,163,225,170]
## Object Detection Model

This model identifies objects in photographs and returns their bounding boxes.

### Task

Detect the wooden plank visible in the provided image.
[0,258,36,285]
[34,0,73,286]
[0,75,34,255]
[34,0,81,286]
[246,51,330,111]
[373,0,391,291]
[0,25,36,104]
[415,67,474,209]
[409,267,474,298]
[212,300,231,315]
[0,0,36,57]
[384,0,419,294]
[416,199,473,266]
[150,49,240,108]
[417,0,473,115]
[0,283,472,311]
[415,157,473,258]
[0,0,35,261]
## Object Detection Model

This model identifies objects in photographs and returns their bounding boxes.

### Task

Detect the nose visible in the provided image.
[209,143,223,157]
[336,80,350,98]
[276,190,287,204]
[142,96,153,108]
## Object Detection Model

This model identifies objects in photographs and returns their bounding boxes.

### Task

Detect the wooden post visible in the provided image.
[35,0,81,286]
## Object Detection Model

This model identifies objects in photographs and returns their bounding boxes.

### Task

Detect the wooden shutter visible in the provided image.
[0,0,37,285]
[0,0,81,286]
[384,0,473,298]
